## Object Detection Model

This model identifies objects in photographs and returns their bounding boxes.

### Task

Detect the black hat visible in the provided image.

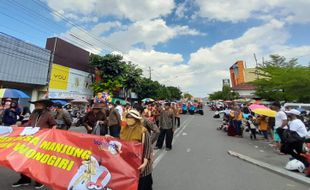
[271,101,281,108]
[29,99,53,107]
[54,102,63,108]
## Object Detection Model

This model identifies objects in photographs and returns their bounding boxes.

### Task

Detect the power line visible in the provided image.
[30,0,158,74]
[0,10,94,53]
[0,0,101,52]
[2,0,164,79]
[0,31,94,71]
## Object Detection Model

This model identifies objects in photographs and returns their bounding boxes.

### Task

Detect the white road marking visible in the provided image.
[153,117,194,168]
[186,148,191,153]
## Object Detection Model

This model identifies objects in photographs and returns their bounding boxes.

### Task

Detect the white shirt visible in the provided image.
[248,120,256,129]
[275,111,287,129]
[224,109,231,115]
[289,119,308,138]
[115,105,123,119]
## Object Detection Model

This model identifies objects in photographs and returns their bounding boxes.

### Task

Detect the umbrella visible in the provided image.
[249,104,268,110]
[112,98,129,106]
[261,101,272,105]
[51,100,68,106]
[142,98,155,103]
[0,88,30,98]
[252,108,276,117]
[71,99,89,103]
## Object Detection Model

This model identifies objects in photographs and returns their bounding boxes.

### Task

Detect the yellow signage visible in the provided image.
[49,64,69,90]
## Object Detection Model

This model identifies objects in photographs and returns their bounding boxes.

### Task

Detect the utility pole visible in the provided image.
[253,53,259,80]
[148,66,153,80]
[262,56,265,65]
[253,53,258,67]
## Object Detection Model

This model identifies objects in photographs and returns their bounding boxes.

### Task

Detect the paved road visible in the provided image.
[153,111,309,190]
[0,111,309,190]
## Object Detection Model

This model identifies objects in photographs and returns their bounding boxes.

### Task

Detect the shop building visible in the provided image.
[45,37,94,100]
[229,61,257,98]
[0,32,51,107]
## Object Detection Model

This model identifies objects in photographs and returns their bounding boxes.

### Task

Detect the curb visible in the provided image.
[228,150,310,185]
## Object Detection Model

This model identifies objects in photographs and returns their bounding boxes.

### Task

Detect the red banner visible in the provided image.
[0,126,142,190]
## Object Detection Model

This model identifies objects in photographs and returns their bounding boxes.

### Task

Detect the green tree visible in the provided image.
[156,85,171,100]
[133,78,161,100]
[253,55,310,102]
[122,62,143,99]
[90,54,143,97]
[208,86,239,100]
[90,53,185,100]
[183,92,193,99]
[208,91,224,100]
[90,54,126,95]
[167,86,182,100]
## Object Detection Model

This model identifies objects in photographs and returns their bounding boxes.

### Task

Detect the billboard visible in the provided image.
[222,79,230,87]
[49,64,70,90]
[49,64,93,99]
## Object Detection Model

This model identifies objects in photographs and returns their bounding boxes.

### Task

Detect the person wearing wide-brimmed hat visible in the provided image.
[83,103,107,134]
[54,103,72,130]
[23,99,57,129]
[12,99,57,189]
[120,109,153,190]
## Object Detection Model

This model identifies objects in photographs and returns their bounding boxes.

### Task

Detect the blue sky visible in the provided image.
[1,0,310,97]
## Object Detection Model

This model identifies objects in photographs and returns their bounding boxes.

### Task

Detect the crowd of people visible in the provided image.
[0,97,186,190]
[213,101,310,178]
[181,102,204,115]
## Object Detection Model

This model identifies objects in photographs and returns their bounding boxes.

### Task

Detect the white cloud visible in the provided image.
[175,2,186,18]
[60,18,310,97]
[194,0,310,23]
[195,0,266,22]
[49,0,309,98]
[60,19,204,54]
[123,49,193,88]
[46,0,175,21]
[125,19,309,97]
[105,19,204,51]
[90,22,122,36]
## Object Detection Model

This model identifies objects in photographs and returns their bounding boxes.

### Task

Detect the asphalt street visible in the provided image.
[152,111,309,190]
[0,111,309,190]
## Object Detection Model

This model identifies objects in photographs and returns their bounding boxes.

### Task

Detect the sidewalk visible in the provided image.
[213,118,309,181]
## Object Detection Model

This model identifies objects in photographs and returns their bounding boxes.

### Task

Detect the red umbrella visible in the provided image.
[249,104,268,110]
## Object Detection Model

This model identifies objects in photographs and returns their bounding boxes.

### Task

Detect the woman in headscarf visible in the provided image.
[120,109,153,190]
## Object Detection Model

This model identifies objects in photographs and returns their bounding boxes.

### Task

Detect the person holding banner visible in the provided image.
[23,99,57,129]
[120,109,153,190]
[12,99,57,189]
[108,104,122,138]
[83,103,107,134]
[54,103,72,130]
